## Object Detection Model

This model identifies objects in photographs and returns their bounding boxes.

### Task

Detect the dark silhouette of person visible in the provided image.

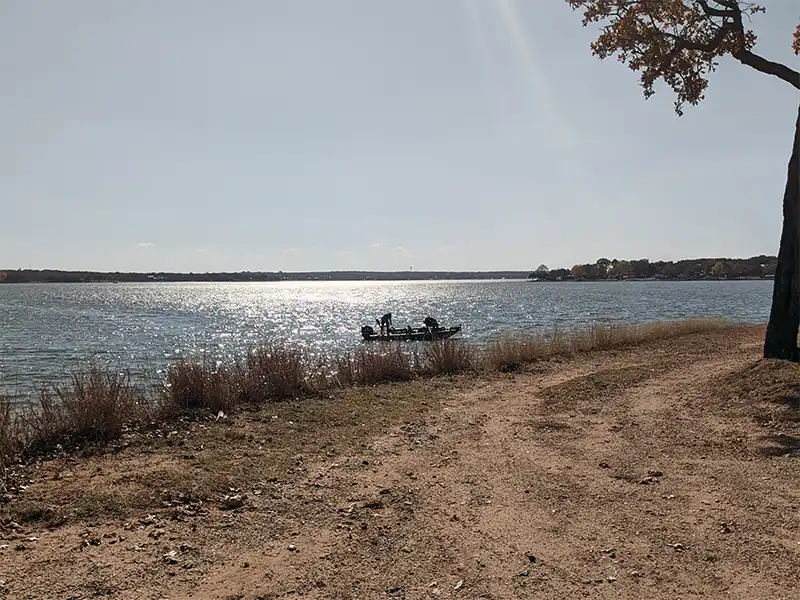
[379,312,393,334]
[423,316,439,330]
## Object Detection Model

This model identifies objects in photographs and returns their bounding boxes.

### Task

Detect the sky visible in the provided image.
[1,1,799,273]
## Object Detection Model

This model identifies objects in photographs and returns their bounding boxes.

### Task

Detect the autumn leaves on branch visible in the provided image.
[566,1,800,114]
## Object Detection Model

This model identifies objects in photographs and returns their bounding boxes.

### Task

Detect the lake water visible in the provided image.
[0,280,772,399]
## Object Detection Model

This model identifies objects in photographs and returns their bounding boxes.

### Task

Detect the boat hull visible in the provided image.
[362,326,462,342]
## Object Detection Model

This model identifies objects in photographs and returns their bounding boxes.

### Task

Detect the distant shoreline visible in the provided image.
[0,273,776,284]
[529,275,775,282]
[0,255,779,283]
[1,270,535,284]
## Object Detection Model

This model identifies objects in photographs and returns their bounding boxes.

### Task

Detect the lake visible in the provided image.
[0,280,772,399]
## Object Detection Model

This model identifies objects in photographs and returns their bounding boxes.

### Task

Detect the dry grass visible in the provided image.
[161,345,324,415]
[235,344,320,403]
[577,318,730,349]
[485,331,568,371]
[334,345,419,386]
[20,369,143,453]
[538,365,661,410]
[485,318,729,371]
[158,358,234,418]
[1,395,22,485]
[713,359,800,426]
[423,340,475,375]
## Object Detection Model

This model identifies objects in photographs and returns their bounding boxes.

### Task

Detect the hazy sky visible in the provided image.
[1,1,798,272]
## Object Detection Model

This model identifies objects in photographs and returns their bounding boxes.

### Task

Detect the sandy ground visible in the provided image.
[1,325,798,599]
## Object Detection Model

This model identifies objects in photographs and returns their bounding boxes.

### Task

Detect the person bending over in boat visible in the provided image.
[423,316,439,331]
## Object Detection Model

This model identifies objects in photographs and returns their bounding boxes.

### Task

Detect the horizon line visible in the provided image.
[0,253,778,276]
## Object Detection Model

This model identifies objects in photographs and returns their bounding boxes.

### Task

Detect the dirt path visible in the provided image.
[2,326,798,599]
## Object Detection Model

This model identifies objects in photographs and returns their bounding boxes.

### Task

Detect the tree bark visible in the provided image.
[764,104,800,360]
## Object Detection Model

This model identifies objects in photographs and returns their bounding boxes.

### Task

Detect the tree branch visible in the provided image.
[697,1,735,19]
[659,26,729,73]
[733,50,800,90]
[664,2,800,91]
[668,27,729,52]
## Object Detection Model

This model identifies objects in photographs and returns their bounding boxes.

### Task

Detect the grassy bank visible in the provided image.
[0,318,732,486]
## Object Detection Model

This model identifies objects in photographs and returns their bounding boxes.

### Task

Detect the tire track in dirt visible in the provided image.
[184,352,689,598]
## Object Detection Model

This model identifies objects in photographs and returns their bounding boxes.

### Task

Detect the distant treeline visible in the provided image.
[0,269,531,283]
[0,256,778,284]
[528,255,777,281]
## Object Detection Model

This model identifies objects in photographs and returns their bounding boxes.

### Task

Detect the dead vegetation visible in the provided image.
[423,339,475,375]
[0,395,21,489]
[236,344,322,403]
[20,369,143,454]
[0,319,735,482]
[333,344,420,386]
[158,358,236,418]
[485,318,729,371]
[714,359,800,427]
[538,364,659,410]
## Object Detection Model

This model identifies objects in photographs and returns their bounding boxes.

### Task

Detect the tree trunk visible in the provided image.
[764,104,800,360]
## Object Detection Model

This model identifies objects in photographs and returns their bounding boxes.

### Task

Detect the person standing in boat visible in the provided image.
[378,312,393,335]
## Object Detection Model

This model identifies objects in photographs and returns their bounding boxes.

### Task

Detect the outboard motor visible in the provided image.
[361,325,375,339]
[423,316,439,330]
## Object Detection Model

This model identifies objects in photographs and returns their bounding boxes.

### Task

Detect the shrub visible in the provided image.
[21,368,140,452]
[423,340,475,375]
[158,358,233,418]
[334,345,418,386]
[0,395,22,482]
[484,332,565,371]
[236,344,315,403]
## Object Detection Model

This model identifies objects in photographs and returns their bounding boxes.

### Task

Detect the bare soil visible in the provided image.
[1,325,798,599]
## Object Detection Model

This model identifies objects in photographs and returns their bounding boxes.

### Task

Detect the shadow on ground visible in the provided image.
[760,433,800,457]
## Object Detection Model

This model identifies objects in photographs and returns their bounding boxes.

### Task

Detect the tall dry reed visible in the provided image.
[1,395,22,483]
[235,344,318,403]
[158,358,234,418]
[334,345,419,386]
[21,368,141,452]
[484,318,729,371]
[423,340,475,375]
